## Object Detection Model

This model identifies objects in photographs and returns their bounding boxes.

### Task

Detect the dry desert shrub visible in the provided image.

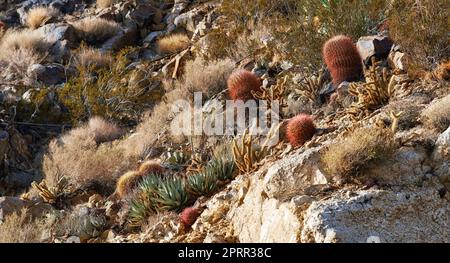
[182,56,235,97]
[43,117,130,194]
[75,46,113,70]
[421,94,450,132]
[26,6,59,29]
[88,116,124,143]
[210,0,387,67]
[0,29,51,61]
[321,126,397,182]
[157,33,190,54]
[389,0,449,73]
[0,209,49,243]
[72,17,120,44]
[120,86,191,159]
[97,0,114,9]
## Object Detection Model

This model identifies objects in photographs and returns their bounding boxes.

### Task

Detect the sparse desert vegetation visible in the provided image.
[97,0,114,9]
[321,126,397,183]
[0,0,449,244]
[0,209,50,243]
[72,17,121,44]
[157,33,190,54]
[0,29,51,60]
[25,6,59,29]
[75,46,113,70]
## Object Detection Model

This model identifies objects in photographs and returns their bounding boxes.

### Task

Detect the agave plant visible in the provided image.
[208,158,236,182]
[128,193,152,225]
[187,171,219,197]
[153,177,189,212]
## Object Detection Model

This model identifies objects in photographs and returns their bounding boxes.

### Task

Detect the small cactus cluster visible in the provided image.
[285,114,316,147]
[323,35,364,87]
[128,156,235,225]
[227,69,262,101]
[232,126,281,174]
[116,161,164,198]
[129,175,189,225]
[187,157,236,197]
[187,171,219,197]
[180,206,200,228]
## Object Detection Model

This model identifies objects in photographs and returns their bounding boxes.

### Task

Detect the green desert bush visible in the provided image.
[388,0,449,73]
[58,49,162,124]
[321,126,397,182]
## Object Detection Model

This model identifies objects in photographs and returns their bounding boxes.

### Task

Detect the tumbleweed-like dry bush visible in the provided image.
[321,126,397,183]
[182,56,235,97]
[96,0,114,9]
[0,209,49,243]
[157,33,190,54]
[26,6,59,29]
[72,17,120,44]
[0,29,51,61]
[43,117,131,194]
[75,46,113,70]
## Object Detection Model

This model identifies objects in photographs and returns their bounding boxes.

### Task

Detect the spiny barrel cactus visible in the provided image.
[227,69,262,101]
[286,114,316,147]
[180,206,200,228]
[323,35,364,87]
[138,160,164,176]
[116,171,145,198]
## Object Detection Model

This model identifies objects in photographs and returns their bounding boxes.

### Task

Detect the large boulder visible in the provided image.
[433,126,450,188]
[27,63,66,85]
[356,35,393,65]
[301,182,450,243]
[101,25,138,52]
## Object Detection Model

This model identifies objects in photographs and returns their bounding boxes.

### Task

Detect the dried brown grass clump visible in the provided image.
[43,117,129,195]
[120,86,191,159]
[0,209,48,243]
[182,56,235,97]
[88,116,123,143]
[321,126,397,182]
[389,0,449,73]
[157,34,190,54]
[26,6,59,29]
[97,0,114,9]
[0,29,51,61]
[75,47,113,70]
[421,94,450,132]
[72,17,120,44]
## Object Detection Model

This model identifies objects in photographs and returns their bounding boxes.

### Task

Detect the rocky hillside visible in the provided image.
[0,0,449,243]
